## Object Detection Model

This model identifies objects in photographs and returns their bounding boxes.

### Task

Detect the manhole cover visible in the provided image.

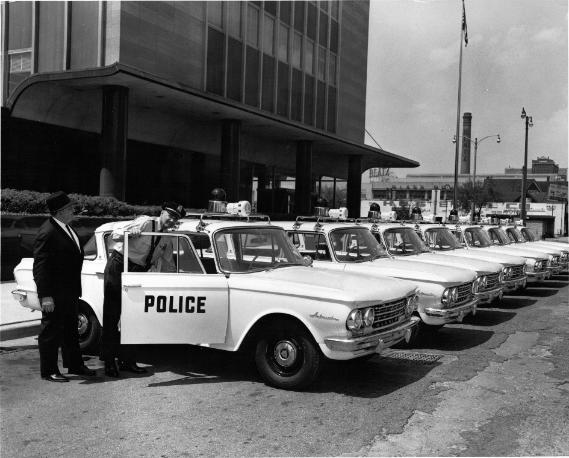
[382,350,443,364]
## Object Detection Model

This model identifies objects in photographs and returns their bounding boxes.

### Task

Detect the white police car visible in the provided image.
[276,217,479,335]
[12,202,419,390]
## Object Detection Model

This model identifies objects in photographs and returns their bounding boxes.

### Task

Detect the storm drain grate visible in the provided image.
[382,350,443,364]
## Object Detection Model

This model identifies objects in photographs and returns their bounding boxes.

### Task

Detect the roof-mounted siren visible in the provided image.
[480,216,491,224]
[490,217,500,225]
[499,218,509,226]
[514,219,524,226]
[367,202,381,220]
[411,206,423,221]
[208,188,227,213]
[448,208,458,223]
[328,207,349,220]
[314,197,329,217]
[227,200,252,217]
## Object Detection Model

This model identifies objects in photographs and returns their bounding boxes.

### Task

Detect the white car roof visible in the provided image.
[275,220,366,234]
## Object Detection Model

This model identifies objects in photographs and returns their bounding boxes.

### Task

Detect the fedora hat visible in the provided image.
[46,191,73,214]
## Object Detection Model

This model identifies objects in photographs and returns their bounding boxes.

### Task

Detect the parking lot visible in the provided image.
[1,274,568,457]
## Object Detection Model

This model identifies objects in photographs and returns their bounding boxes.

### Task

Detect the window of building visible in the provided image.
[304,39,314,75]
[8,1,32,50]
[291,32,302,69]
[8,50,31,94]
[327,86,336,132]
[293,1,305,33]
[330,0,339,19]
[245,45,260,107]
[264,1,277,16]
[277,61,289,117]
[227,37,243,101]
[317,46,326,81]
[208,1,224,29]
[261,54,275,112]
[247,4,260,48]
[306,2,317,40]
[263,14,275,56]
[316,80,326,129]
[291,68,303,121]
[280,1,292,25]
[206,27,225,96]
[328,52,337,85]
[227,1,242,38]
[278,23,289,62]
[330,19,339,53]
[38,2,65,72]
[319,11,328,46]
[304,75,315,125]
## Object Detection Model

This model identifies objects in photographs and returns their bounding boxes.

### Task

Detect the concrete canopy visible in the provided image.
[7,63,419,179]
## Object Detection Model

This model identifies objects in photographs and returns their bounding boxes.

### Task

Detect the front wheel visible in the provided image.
[254,324,322,390]
[77,302,101,354]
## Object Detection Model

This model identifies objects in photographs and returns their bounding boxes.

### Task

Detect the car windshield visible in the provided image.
[488,227,512,245]
[329,227,389,262]
[382,227,430,255]
[463,227,493,247]
[424,228,462,250]
[213,227,304,273]
[521,228,535,241]
[506,228,523,243]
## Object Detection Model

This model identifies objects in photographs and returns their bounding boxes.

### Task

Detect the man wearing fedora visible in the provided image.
[33,191,96,382]
[101,201,185,377]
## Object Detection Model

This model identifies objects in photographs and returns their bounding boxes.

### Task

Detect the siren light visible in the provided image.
[226,200,252,217]
[328,207,348,219]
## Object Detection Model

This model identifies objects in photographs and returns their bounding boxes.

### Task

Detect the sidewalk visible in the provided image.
[0,281,41,341]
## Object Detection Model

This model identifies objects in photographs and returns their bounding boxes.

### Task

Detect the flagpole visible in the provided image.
[453,0,466,212]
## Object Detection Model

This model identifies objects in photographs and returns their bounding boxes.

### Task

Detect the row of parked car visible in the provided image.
[10,201,568,390]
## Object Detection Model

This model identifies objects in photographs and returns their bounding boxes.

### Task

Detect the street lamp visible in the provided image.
[453,133,501,222]
[520,107,533,221]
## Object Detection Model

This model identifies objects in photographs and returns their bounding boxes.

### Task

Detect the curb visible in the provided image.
[0,320,41,342]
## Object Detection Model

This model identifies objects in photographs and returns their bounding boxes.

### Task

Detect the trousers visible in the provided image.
[38,294,83,377]
[100,251,145,363]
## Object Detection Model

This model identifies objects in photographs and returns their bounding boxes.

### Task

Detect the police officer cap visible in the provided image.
[46,191,73,214]
[162,201,186,219]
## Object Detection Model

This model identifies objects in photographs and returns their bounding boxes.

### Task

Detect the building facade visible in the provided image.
[1,1,418,216]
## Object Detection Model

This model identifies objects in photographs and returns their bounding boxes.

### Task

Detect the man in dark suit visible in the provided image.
[33,191,96,382]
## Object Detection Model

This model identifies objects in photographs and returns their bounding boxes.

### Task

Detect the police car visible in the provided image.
[12,200,419,390]
[480,224,563,276]
[449,224,549,284]
[411,222,528,293]
[360,221,505,305]
[501,224,568,273]
[275,213,479,335]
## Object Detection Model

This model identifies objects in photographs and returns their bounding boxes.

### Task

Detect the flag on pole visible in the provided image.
[462,0,469,46]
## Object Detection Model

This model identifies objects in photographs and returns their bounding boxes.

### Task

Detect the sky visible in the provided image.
[365,0,568,177]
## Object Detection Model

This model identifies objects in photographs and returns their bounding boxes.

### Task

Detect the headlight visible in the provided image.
[441,288,458,307]
[450,287,458,302]
[480,276,487,290]
[534,261,542,271]
[522,264,527,274]
[363,308,374,327]
[498,271,504,283]
[502,266,511,279]
[472,278,480,294]
[346,309,363,331]
[406,295,418,315]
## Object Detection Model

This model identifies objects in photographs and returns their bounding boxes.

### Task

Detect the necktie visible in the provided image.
[65,225,79,249]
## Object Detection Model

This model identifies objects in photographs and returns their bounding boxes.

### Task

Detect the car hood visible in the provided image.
[435,248,526,267]
[341,257,476,286]
[395,253,501,275]
[228,266,415,305]
[474,246,548,261]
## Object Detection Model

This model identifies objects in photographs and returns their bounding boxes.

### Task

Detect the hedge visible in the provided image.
[1,189,161,217]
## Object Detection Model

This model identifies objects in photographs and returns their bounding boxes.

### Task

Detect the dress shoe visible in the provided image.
[68,365,96,376]
[119,361,147,373]
[42,373,69,382]
[104,361,119,378]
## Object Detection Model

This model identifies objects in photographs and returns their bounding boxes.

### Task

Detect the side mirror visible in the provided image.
[302,255,314,267]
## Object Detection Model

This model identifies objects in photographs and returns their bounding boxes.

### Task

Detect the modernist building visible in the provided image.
[1,1,418,216]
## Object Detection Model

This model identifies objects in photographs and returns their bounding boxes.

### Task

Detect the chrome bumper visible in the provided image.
[324,316,420,353]
[527,271,548,283]
[475,286,503,304]
[424,299,477,323]
[502,276,527,292]
[11,289,42,311]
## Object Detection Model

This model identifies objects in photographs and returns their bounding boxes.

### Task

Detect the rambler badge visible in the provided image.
[309,312,340,321]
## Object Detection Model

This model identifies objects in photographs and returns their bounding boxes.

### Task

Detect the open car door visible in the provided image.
[121,232,229,344]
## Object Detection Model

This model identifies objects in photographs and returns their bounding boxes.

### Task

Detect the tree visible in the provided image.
[457,179,502,214]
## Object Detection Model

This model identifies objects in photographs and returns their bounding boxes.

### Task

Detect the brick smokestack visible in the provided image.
[461,112,472,174]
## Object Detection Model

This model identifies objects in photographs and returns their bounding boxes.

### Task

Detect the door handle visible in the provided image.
[123,284,142,288]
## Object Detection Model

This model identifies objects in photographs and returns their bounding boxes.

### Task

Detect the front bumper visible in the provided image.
[324,316,419,355]
[502,276,527,292]
[527,271,548,283]
[475,286,503,305]
[422,299,478,325]
[11,289,42,311]
[547,265,563,275]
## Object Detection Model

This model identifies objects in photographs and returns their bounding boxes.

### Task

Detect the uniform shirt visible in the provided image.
[110,216,162,267]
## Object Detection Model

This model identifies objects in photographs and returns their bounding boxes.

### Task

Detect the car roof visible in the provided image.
[275,220,366,233]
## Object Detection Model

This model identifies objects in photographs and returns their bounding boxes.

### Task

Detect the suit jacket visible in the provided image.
[33,217,84,299]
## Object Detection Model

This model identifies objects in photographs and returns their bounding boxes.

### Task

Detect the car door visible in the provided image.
[121,232,229,345]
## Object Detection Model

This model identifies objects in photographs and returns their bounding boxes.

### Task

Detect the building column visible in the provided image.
[100,86,128,200]
[347,155,362,218]
[220,119,241,201]
[295,141,312,215]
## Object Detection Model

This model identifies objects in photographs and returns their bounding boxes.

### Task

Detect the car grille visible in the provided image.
[372,298,406,330]
[482,273,500,291]
[512,265,525,279]
[454,282,473,306]
[551,256,559,266]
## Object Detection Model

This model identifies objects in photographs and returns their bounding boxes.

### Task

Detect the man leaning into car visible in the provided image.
[33,191,96,382]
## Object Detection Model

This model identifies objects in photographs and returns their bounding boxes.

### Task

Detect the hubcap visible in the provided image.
[273,340,298,368]
[77,313,89,336]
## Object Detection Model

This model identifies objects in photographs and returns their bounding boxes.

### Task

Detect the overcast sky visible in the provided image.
[365,0,568,177]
